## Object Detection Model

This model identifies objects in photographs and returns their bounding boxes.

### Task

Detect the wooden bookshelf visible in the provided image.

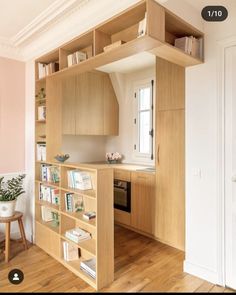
[35,0,204,81]
[34,162,114,290]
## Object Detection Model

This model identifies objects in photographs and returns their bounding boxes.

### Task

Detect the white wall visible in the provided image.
[62,135,107,163]
[184,0,236,285]
[107,67,155,165]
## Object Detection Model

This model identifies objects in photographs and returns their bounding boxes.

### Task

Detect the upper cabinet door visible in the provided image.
[76,72,104,135]
[103,75,119,135]
[62,76,76,135]
[156,58,185,111]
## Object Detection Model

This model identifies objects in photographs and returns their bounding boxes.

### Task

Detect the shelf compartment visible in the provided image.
[60,31,94,70]
[149,42,203,67]
[36,219,60,235]
[94,1,146,55]
[36,199,60,212]
[61,234,96,257]
[61,210,96,229]
[61,259,96,288]
[35,49,60,80]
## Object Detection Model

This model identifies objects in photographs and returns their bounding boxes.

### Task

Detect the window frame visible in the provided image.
[133,78,155,162]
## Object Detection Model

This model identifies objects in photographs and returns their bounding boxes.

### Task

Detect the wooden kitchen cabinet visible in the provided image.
[62,71,119,136]
[131,172,156,235]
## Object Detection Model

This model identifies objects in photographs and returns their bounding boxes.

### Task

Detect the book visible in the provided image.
[63,241,80,261]
[65,228,91,244]
[38,61,59,78]
[67,51,87,67]
[83,211,96,220]
[39,184,60,205]
[41,164,60,183]
[41,206,53,222]
[37,143,46,161]
[37,106,46,121]
[80,258,96,279]
[67,170,92,190]
[137,12,147,38]
[65,193,84,213]
[174,36,203,59]
[103,40,126,52]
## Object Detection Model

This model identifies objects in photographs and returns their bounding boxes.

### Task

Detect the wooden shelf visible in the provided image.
[36,98,47,103]
[61,211,96,228]
[36,199,60,212]
[61,259,96,288]
[36,120,46,123]
[61,187,96,199]
[36,220,60,235]
[61,235,96,257]
[35,180,60,189]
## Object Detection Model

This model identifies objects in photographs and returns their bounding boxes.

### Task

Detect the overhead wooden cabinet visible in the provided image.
[131,172,155,235]
[61,71,119,136]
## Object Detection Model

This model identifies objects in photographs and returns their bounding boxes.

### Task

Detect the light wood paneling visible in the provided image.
[131,172,156,235]
[62,76,76,135]
[114,209,131,226]
[96,169,114,289]
[156,57,185,111]
[46,76,62,161]
[76,71,104,135]
[35,221,61,258]
[103,75,119,135]
[155,110,185,251]
[114,169,131,182]
[147,0,165,42]
[94,30,111,55]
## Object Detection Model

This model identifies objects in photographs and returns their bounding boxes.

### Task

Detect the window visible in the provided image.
[134,80,154,160]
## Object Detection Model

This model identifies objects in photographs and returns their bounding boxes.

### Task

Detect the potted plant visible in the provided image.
[0,174,26,218]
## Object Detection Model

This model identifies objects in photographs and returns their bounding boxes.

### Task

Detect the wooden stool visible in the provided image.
[0,211,28,262]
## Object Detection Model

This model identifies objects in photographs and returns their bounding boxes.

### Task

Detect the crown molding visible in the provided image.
[11,0,90,47]
[0,37,23,60]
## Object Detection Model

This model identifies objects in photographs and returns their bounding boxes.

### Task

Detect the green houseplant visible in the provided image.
[0,174,26,217]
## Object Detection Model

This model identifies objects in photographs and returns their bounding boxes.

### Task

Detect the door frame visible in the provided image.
[217,36,236,287]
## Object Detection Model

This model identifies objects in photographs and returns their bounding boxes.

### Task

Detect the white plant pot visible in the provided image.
[0,200,17,218]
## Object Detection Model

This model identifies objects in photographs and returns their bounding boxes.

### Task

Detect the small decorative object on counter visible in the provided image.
[0,175,26,217]
[106,152,122,164]
[54,153,70,163]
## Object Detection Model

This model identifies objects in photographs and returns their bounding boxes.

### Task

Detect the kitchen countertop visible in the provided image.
[81,162,156,174]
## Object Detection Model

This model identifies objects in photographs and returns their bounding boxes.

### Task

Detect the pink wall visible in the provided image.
[0,57,25,174]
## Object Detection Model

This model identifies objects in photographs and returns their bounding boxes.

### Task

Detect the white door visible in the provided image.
[225,45,236,289]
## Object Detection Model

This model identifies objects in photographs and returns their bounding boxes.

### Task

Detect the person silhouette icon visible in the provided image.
[12,273,20,281]
[8,269,24,284]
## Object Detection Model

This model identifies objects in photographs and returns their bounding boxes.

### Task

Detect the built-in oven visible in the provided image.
[114,179,131,213]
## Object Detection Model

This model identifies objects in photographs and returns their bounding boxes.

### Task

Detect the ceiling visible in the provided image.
[0,0,57,38]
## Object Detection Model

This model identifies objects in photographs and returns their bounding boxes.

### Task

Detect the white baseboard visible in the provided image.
[184,260,220,285]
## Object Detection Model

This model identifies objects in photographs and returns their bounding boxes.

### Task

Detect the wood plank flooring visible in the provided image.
[0,225,234,293]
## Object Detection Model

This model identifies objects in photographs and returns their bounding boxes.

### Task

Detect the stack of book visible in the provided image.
[41,164,60,183]
[41,206,53,222]
[67,51,87,67]
[83,211,96,221]
[38,62,59,79]
[39,184,60,205]
[80,258,96,279]
[174,36,203,59]
[65,228,91,244]
[37,106,46,121]
[65,193,84,213]
[37,143,46,161]
[63,241,80,261]
[67,170,93,190]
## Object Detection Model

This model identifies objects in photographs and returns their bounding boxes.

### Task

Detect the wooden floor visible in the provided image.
[0,225,234,293]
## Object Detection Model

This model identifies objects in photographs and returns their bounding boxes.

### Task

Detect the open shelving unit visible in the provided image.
[34,0,204,290]
[34,161,114,290]
[35,0,204,81]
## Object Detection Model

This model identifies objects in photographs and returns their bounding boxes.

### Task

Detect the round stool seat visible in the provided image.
[0,211,28,263]
[0,211,23,223]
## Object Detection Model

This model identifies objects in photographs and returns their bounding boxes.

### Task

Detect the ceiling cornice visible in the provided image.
[11,0,90,47]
